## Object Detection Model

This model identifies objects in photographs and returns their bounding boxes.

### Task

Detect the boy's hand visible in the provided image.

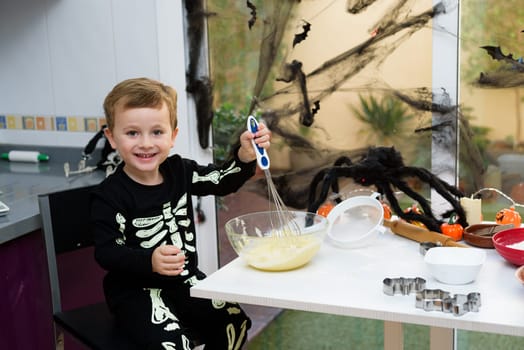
[152,245,186,276]
[237,121,271,163]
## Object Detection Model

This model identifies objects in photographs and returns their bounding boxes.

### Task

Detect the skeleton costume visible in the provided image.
[91,151,254,349]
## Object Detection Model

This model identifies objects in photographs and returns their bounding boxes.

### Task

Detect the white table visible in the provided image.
[191,229,524,349]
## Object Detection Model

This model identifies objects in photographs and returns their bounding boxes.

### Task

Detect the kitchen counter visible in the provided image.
[0,145,107,349]
[0,145,105,244]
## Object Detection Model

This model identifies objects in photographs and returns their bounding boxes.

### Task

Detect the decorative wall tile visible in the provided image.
[7,115,20,129]
[0,114,103,133]
[22,116,35,129]
[85,118,98,132]
[36,116,52,130]
[55,116,67,131]
[67,117,79,131]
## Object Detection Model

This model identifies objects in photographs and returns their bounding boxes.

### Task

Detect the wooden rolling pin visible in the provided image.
[383,219,468,248]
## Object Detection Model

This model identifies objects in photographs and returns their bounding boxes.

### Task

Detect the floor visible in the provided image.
[246,309,524,350]
[216,189,283,342]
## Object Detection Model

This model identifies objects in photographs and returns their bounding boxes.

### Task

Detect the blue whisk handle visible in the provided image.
[247,115,270,170]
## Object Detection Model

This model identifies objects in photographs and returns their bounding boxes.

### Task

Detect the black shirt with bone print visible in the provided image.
[90,152,256,302]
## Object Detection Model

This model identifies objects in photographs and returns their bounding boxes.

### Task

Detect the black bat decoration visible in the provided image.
[482,45,516,61]
[293,20,311,47]
[481,45,524,72]
[311,100,320,115]
[247,0,257,29]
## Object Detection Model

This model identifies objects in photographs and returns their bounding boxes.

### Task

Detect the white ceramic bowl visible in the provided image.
[424,247,486,285]
[326,195,384,248]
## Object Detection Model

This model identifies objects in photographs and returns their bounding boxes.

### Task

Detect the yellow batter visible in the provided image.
[242,235,322,271]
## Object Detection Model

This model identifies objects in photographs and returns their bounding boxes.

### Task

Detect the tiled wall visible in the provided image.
[0,115,105,132]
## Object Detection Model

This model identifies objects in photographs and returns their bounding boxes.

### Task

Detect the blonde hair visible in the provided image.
[103,77,178,130]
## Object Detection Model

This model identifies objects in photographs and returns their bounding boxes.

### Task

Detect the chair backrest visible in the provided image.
[39,185,101,314]
[39,185,202,349]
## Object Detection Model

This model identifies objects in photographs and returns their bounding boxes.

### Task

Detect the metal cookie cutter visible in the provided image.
[383,277,426,296]
[443,292,481,316]
[419,241,442,256]
[415,289,451,312]
[416,289,481,316]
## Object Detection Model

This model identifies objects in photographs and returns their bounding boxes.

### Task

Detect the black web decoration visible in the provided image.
[246,0,257,29]
[190,1,476,217]
[184,0,215,149]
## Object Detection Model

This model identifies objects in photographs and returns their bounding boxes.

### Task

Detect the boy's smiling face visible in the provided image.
[105,102,178,185]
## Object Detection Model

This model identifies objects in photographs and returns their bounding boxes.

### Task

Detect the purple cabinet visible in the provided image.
[0,230,54,350]
[0,230,106,349]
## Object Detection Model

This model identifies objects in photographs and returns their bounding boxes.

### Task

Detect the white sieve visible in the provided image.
[326,193,385,248]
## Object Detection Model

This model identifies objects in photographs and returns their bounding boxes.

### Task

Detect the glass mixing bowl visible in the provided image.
[225,211,328,271]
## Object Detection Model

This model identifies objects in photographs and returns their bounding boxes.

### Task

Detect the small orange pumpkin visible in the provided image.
[403,204,427,229]
[495,206,522,227]
[440,213,463,241]
[317,202,335,217]
[382,202,392,220]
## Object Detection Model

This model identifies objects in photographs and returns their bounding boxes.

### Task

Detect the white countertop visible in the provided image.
[191,229,524,337]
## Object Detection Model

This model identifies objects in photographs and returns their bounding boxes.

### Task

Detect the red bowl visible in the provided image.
[492,228,524,266]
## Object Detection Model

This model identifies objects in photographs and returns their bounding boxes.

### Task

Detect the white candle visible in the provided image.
[460,197,482,225]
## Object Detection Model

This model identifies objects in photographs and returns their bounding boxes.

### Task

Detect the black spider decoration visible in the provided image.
[306,146,468,232]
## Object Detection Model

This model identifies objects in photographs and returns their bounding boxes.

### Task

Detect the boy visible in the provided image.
[90,77,271,349]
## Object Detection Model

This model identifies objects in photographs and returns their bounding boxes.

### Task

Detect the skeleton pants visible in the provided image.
[111,284,251,349]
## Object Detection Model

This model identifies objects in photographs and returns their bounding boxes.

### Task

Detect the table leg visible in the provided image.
[430,327,454,350]
[384,321,403,350]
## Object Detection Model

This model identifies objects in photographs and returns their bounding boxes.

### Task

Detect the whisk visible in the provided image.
[247,116,302,237]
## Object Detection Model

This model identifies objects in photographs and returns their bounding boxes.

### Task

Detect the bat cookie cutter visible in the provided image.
[415,289,481,316]
[383,277,426,296]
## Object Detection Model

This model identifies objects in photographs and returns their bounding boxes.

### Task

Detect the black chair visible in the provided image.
[39,185,140,350]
